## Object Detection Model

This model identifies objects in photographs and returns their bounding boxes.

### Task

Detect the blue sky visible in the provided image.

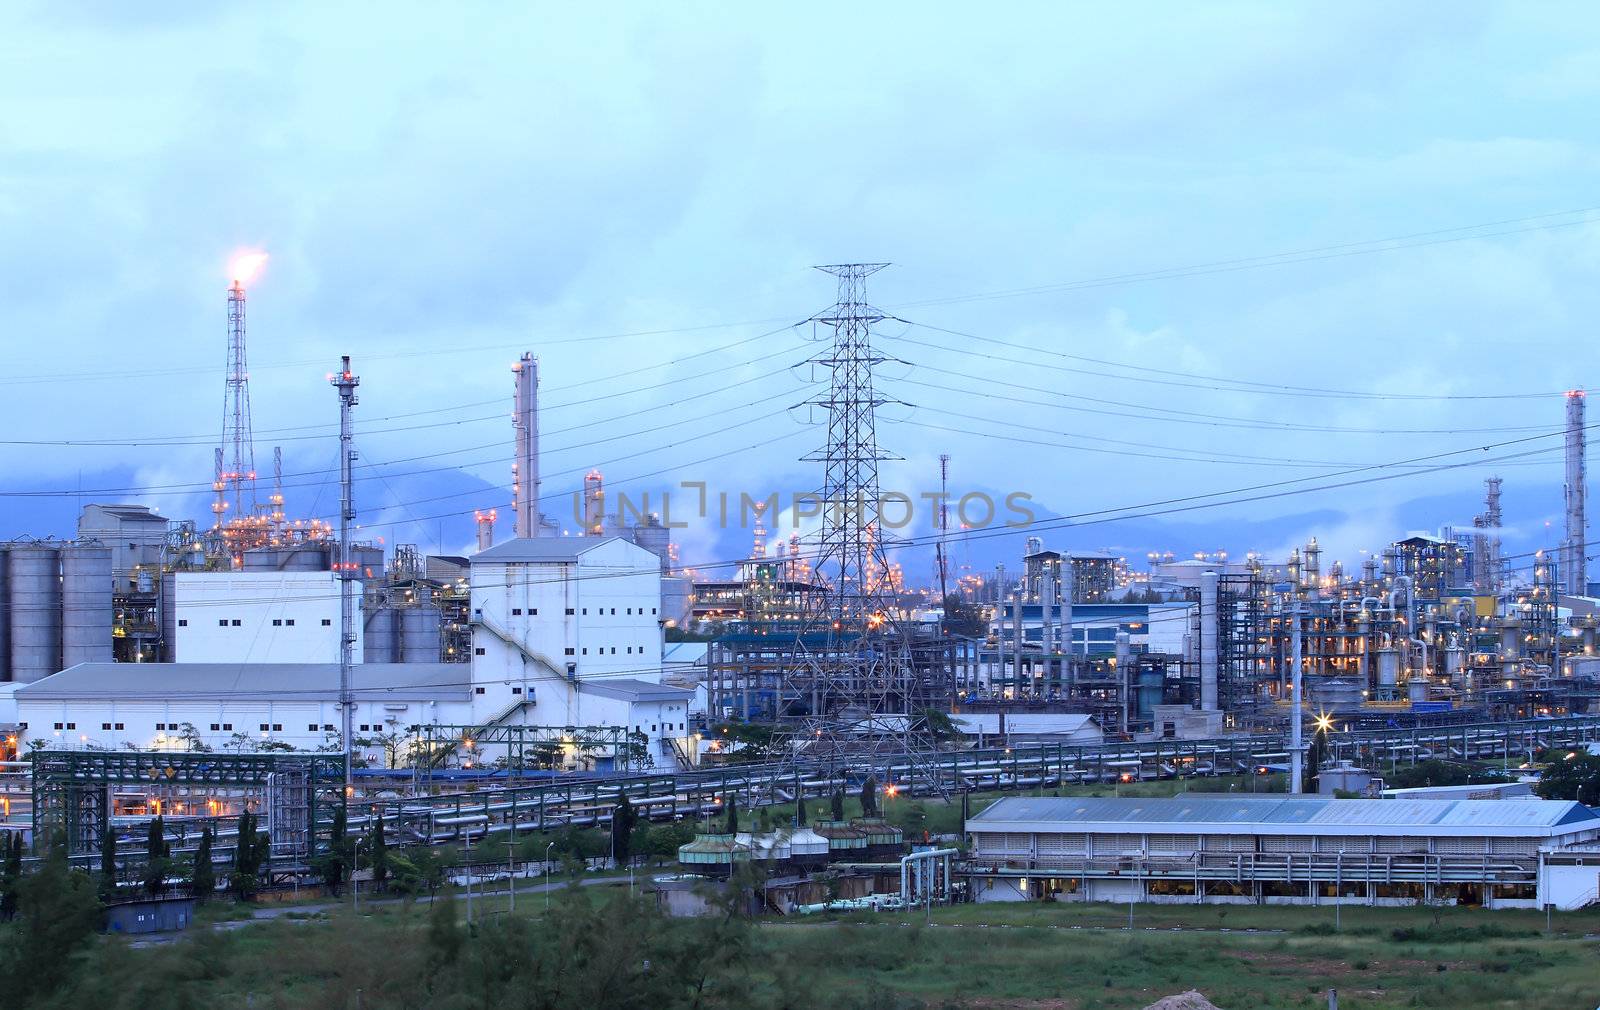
[3,3,1600,575]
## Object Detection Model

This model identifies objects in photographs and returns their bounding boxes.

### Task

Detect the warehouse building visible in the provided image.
[7,535,693,769]
[966,795,1600,910]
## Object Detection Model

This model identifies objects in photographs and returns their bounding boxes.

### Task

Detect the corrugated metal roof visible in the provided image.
[472,536,632,563]
[16,662,469,702]
[970,795,1600,836]
[578,678,693,703]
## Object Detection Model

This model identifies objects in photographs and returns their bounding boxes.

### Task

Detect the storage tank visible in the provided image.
[60,543,113,668]
[7,545,62,682]
[364,607,397,664]
[401,606,442,663]
[1137,666,1165,720]
[1374,650,1400,697]
[0,545,10,680]
[630,521,669,565]
[242,545,328,571]
[349,545,385,579]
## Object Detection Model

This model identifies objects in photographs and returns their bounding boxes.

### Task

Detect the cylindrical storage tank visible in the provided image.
[630,523,668,565]
[242,545,329,571]
[1406,678,1429,703]
[401,606,442,663]
[1137,667,1164,720]
[349,546,384,580]
[0,545,10,681]
[1444,648,1465,682]
[1375,651,1400,695]
[8,545,62,682]
[61,543,113,668]
[363,607,397,664]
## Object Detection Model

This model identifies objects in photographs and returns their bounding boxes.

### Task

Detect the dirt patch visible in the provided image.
[1144,992,1223,1010]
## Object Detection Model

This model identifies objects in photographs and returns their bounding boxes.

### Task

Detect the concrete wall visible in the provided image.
[173,572,357,664]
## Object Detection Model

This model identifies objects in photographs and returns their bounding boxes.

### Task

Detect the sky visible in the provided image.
[4,3,1600,579]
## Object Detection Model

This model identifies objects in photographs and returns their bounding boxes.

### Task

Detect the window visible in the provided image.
[359,724,369,732]
[565,608,574,615]
[223,723,232,731]
[285,619,295,627]
[101,722,111,730]
[564,647,575,656]
[231,619,242,627]
[652,608,657,615]
[582,648,588,655]
[512,608,522,616]
[475,687,486,695]
[259,724,269,732]
[626,646,633,654]
[474,647,486,656]
[308,724,319,732]
[178,619,188,627]
[272,619,283,627]
[324,724,334,731]
[54,722,63,730]
[210,723,220,731]
[322,618,332,626]
[530,608,537,615]
[511,686,522,695]
[114,723,124,730]
[626,608,632,615]
[218,619,228,627]
[272,724,282,732]
[66,723,75,730]
[581,608,587,615]
[611,647,617,654]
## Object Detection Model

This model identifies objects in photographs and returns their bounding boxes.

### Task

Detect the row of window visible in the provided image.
[175,618,334,628]
[508,606,658,617]
[62,721,351,736]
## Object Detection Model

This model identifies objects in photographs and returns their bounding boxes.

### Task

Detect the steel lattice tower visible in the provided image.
[218,279,260,525]
[779,264,948,788]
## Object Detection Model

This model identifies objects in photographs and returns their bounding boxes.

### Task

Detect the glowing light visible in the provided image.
[229,250,269,285]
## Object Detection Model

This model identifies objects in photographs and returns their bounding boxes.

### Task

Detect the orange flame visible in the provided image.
[229,250,269,286]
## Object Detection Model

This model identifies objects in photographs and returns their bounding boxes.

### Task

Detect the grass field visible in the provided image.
[110,884,1598,1010]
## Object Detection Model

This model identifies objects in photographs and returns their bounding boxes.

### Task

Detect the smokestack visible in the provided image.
[475,509,496,552]
[1564,391,1587,596]
[512,352,541,539]
[1199,570,1219,712]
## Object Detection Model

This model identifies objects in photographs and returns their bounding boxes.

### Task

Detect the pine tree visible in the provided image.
[322,804,348,894]
[2,831,23,921]
[830,787,845,822]
[611,795,636,867]
[723,794,738,834]
[192,824,215,900]
[860,776,878,818]
[99,824,118,902]
[370,810,389,889]
[796,794,808,827]
[144,816,168,897]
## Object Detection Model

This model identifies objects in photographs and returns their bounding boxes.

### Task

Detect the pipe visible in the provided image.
[1200,571,1219,711]
[900,847,960,906]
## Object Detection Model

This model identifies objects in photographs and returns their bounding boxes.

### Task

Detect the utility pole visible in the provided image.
[1290,598,1304,795]
[331,357,361,797]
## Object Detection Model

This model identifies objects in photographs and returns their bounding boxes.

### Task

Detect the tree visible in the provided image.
[320,803,349,894]
[723,794,738,834]
[831,787,845,822]
[99,824,119,902]
[370,809,390,889]
[191,824,215,900]
[796,793,808,827]
[611,795,638,867]
[860,776,879,818]
[0,834,102,1004]
[1535,750,1600,805]
[232,809,268,899]
[143,816,169,897]
[1,832,23,922]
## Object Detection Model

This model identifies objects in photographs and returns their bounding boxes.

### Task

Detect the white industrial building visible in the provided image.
[966,795,1600,910]
[172,571,355,664]
[10,536,693,770]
